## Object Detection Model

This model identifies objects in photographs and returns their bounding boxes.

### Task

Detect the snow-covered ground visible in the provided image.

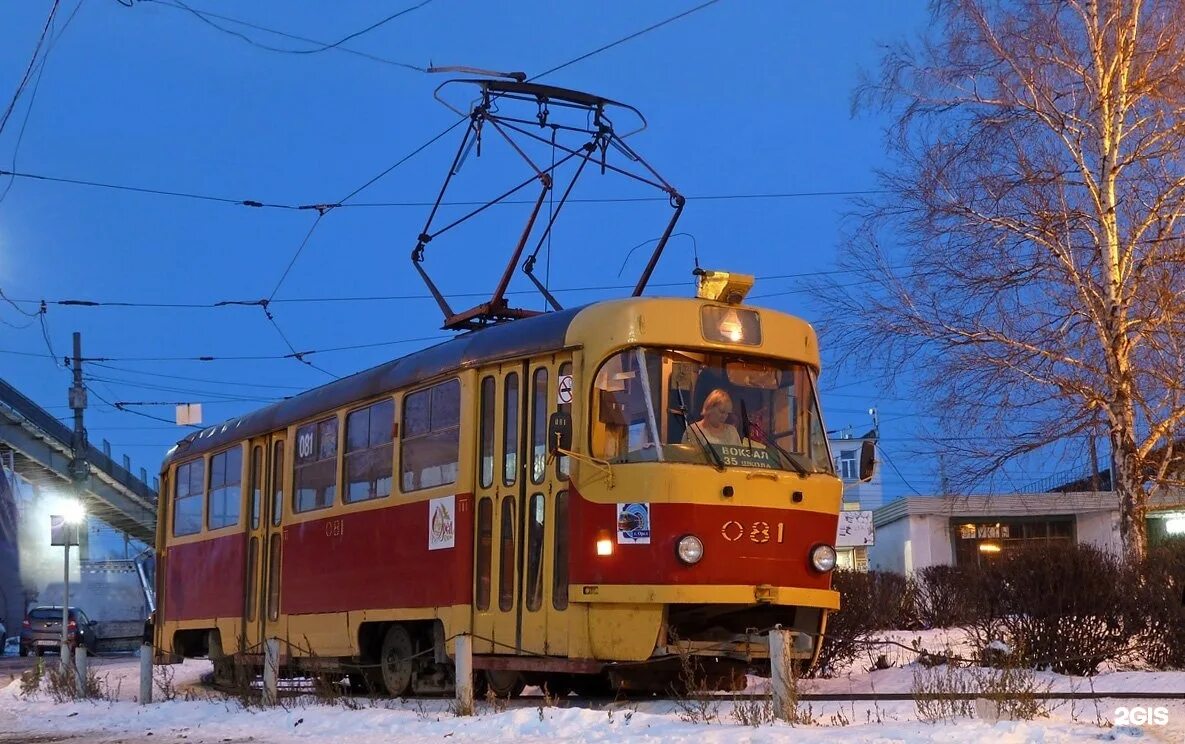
[2,629,1184,743]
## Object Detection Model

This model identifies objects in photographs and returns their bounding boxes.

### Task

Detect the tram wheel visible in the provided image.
[379,624,415,697]
[481,670,525,698]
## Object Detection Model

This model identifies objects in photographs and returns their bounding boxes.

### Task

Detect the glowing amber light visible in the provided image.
[596,529,614,556]
[718,309,744,342]
[978,543,1002,554]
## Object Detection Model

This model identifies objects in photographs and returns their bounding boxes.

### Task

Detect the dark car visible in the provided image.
[19,606,97,657]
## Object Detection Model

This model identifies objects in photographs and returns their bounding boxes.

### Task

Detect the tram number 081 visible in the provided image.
[297,431,315,459]
[721,520,785,544]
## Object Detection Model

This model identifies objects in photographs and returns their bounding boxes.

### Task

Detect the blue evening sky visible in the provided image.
[0,0,1022,506]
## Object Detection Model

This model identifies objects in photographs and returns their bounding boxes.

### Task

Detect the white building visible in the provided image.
[830,428,884,510]
[829,429,881,569]
[868,492,1185,573]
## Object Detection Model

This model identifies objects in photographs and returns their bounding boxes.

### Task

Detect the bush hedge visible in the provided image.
[815,540,1185,677]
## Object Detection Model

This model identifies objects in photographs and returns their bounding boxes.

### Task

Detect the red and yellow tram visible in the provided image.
[152,273,851,695]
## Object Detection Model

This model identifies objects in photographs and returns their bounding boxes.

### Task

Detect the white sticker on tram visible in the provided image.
[557,374,574,405]
[428,495,456,551]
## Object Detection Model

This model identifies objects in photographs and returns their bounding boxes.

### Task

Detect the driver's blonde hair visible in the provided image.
[701,388,733,416]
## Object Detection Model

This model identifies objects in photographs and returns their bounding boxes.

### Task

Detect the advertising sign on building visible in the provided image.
[837,510,875,547]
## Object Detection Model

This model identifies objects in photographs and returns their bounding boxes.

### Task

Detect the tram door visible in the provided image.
[472,355,573,658]
[517,354,573,657]
[243,434,287,654]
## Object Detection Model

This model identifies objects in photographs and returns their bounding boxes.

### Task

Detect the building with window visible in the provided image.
[829,429,881,570]
[868,492,1185,573]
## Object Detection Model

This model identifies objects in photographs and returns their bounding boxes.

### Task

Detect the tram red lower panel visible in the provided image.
[569,489,836,591]
[281,494,475,615]
[163,533,245,622]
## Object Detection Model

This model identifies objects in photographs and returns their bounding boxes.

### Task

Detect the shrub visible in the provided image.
[1134,539,1185,670]
[963,543,1136,676]
[914,565,971,628]
[813,570,914,677]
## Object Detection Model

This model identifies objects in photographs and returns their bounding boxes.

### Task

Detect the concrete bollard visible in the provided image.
[768,627,796,722]
[262,638,280,706]
[454,633,474,716]
[139,643,153,704]
[74,646,88,696]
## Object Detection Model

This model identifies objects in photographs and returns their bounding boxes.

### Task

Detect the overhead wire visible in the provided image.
[530,0,724,81]
[0,168,889,208]
[2,265,913,310]
[0,0,87,207]
[86,385,201,429]
[138,0,429,72]
[0,0,62,138]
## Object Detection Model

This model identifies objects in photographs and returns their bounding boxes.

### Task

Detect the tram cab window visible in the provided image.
[344,399,394,503]
[207,445,243,530]
[294,416,338,512]
[591,347,833,474]
[401,379,461,492]
[172,458,204,536]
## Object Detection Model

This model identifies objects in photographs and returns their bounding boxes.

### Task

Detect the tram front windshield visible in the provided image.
[591,347,833,474]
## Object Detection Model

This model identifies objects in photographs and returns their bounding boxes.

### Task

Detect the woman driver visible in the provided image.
[683,388,741,446]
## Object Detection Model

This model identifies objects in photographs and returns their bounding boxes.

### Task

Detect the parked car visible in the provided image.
[19,606,97,657]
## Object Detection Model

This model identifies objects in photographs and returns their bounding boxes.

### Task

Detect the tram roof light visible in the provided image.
[695,270,754,305]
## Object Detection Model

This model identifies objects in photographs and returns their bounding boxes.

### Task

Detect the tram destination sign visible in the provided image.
[716,444,777,469]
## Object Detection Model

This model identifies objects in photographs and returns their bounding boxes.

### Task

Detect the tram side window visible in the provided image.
[475,497,493,611]
[344,399,394,503]
[172,459,204,537]
[525,493,545,612]
[271,441,284,526]
[530,368,548,484]
[479,376,495,489]
[294,416,338,512]
[208,446,243,530]
[401,379,460,492]
[498,496,515,612]
[249,445,263,530]
[503,373,519,486]
[552,490,569,610]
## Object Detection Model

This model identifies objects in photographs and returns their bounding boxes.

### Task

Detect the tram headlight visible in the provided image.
[810,544,837,572]
[676,534,704,565]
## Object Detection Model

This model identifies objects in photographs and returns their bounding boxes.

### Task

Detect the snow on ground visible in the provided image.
[1,629,1184,743]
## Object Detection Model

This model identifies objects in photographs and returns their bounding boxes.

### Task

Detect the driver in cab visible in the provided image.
[683,389,742,446]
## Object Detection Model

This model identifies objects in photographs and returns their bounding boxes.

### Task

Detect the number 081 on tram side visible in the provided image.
[150,271,855,696]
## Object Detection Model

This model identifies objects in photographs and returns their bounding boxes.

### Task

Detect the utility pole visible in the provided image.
[63,332,89,674]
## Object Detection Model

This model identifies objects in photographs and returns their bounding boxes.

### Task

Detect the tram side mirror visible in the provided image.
[859,440,877,482]
[549,412,573,454]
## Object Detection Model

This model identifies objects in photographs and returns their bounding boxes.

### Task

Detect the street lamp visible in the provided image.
[51,500,86,672]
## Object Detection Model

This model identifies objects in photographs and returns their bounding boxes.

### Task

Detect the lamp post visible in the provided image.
[52,501,86,673]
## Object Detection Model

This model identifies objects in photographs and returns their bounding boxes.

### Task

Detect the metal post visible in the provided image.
[74,645,87,696]
[139,642,153,704]
[262,637,279,706]
[64,333,87,677]
[454,633,474,716]
[61,541,71,674]
[769,627,795,722]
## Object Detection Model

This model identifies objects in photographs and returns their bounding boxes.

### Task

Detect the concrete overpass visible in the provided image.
[0,377,156,542]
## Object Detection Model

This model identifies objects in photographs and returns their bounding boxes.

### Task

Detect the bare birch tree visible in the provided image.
[822,0,1185,560]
